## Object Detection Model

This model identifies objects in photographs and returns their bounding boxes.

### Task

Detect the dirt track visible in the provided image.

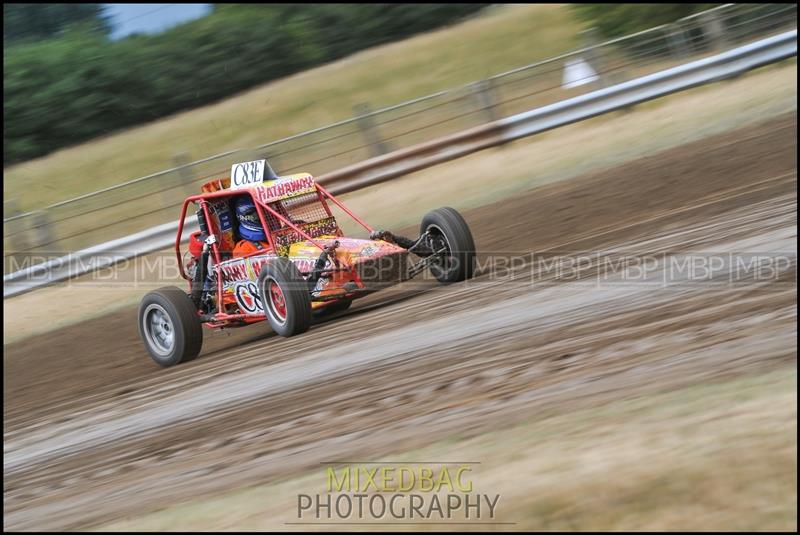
[3,114,797,530]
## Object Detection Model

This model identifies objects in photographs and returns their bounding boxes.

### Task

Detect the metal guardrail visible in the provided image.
[3,3,796,271]
[4,29,797,298]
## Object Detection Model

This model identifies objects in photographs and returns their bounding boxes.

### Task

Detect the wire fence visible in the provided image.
[3,3,797,274]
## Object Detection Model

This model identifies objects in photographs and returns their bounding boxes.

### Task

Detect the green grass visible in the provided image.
[3,4,581,211]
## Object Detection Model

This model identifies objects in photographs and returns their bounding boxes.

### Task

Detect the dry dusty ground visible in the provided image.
[99,370,797,531]
[3,115,797,530]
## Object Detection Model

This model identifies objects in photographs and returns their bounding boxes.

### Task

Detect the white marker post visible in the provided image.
[562,57,599,89]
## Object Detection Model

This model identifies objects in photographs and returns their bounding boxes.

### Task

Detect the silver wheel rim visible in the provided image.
[142,303,175,356]
[426,223,454,277]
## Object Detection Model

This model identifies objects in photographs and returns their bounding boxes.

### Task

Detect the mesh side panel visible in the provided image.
[262,192,341,255]
[261,208,284,233]
[261,192,331,232]
[280,192,330,224]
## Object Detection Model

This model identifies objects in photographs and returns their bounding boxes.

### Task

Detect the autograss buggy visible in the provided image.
[138,159,476,366]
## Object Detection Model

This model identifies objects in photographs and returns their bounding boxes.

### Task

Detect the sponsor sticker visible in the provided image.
[254,175,315,203]
[233,281,264,314]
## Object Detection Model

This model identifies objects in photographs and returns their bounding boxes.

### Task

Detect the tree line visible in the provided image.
[4,4,488,165]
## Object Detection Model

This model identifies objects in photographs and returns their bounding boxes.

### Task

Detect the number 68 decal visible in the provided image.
[234,281,264,314]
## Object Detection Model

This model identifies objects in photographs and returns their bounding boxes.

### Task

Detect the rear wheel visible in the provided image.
[138,286,203,367]
[420,207,476,283]
[258,258,312,337]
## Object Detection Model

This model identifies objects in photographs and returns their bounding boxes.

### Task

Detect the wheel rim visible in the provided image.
[426,224,453,277]
[267,279,287,324]
[142,303,175,356]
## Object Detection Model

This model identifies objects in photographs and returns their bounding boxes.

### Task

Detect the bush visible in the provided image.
[4,4,488,165]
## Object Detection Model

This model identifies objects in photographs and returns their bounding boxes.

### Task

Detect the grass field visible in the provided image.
[98,368,797,531]
[4,4,582,211]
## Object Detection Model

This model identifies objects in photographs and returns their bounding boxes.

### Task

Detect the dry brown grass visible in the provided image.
[336,61,797,234]
[97,368,798,531]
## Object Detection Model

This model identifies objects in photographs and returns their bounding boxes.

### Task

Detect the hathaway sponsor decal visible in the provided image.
[252,254,328,276]
[254,175,315,203]
[218,253,324,283]
[219,259,250,283]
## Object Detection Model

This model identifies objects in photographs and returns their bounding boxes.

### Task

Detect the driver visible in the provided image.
[232,196,270,257]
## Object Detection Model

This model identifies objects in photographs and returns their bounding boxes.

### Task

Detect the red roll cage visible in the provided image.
[174,182,374,323]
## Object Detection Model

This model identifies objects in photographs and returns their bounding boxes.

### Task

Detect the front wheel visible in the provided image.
[258,258,312,337]
[420,207,476,283]
[138,286,203,367]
